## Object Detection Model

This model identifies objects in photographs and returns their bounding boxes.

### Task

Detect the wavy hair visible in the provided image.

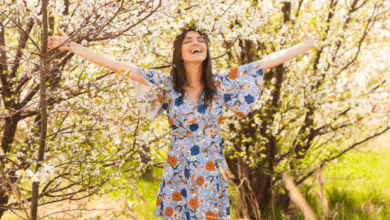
[171,29,216,107]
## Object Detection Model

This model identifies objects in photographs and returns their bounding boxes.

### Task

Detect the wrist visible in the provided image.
[67,41,77,51]
[303,39,314,50]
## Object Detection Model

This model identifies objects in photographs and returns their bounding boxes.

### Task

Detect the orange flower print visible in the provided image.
[188,119,197,124]
[158,94,163,103]
[218,115,223,124]
[189,199,198,209]
[215,80,221,88]
[165,207,173,216]
[205,211,218,220]
[206,161,215,171]
[236,112,245,118]
[172,192,182,201]
[156,197,161,206]
[196,176,204,185]
[228,67,238,80]
[167,155,177,167]
[169,118,174,125]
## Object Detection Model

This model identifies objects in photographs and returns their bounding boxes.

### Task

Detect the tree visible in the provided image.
[0,0,170,218]
[221,0,390,217]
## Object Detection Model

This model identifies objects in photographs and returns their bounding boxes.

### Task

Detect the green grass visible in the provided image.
[323,148,390,196]
[326,188,390,219]
[296,140,390,220]
[119,166,163,220]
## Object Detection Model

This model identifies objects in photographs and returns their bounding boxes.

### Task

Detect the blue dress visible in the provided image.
[134,60,263,220]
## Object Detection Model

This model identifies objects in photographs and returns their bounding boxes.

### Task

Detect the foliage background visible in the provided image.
[0,0,389,219]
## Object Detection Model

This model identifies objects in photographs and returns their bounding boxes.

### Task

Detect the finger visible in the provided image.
[58,28,68,38]
[315,42,321,50]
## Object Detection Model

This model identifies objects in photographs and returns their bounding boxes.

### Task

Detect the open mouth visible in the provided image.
[191,49,201,54]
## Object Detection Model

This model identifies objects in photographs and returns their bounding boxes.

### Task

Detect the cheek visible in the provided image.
[181,47,189,58]
[181,44,189,52]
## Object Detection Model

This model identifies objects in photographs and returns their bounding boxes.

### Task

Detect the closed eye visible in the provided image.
[183,39,205,44]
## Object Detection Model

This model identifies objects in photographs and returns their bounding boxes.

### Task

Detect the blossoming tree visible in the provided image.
[0,0,171,218]
[1,0,389,219]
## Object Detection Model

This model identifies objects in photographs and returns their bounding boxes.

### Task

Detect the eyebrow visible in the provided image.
[184,36,204,39]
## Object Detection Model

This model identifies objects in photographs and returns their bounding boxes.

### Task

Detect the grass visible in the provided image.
[294,134,390,220]
[322,135,390,219]
[121,166,164,220]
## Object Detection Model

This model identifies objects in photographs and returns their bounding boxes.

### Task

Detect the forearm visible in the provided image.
[67,42,149,86]
[68,42,129,73]
[260,40,313,71]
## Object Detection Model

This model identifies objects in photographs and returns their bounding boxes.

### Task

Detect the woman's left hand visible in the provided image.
[305,30,321,50]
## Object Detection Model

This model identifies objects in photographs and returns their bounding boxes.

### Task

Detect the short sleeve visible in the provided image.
[132,67,170,120]
[215,60,263,118]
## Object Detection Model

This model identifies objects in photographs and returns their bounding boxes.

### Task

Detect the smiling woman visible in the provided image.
[48,25,319,219]
[130,28,264,219]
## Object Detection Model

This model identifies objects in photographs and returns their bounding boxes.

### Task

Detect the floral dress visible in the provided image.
[133,60,263,220]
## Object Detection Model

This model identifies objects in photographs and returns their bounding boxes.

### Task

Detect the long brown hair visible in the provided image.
[171,29,216,107]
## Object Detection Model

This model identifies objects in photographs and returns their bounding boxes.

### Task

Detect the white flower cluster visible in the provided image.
[15,163,56,183]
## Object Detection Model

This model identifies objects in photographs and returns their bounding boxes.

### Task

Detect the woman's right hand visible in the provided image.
[48,29,72,51]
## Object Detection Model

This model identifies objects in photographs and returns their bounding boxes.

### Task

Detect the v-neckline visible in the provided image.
[185,88,204,108]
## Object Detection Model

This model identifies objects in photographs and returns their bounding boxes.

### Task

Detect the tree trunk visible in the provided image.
[140,145,153,179]
[225,2,292,218]
[0,116,20,218]
[31,0,48,218]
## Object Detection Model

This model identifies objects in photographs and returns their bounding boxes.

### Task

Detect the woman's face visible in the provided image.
[181,31,208,63]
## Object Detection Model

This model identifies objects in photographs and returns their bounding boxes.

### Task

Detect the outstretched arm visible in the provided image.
[48,29,150,86]
[260,31,321,71]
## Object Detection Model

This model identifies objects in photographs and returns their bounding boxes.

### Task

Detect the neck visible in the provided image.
[184,62,203,88]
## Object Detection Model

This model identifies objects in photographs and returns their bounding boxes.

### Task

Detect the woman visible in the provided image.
[48,28,320,220]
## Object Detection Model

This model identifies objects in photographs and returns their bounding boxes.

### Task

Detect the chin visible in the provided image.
[185,57,207,63]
